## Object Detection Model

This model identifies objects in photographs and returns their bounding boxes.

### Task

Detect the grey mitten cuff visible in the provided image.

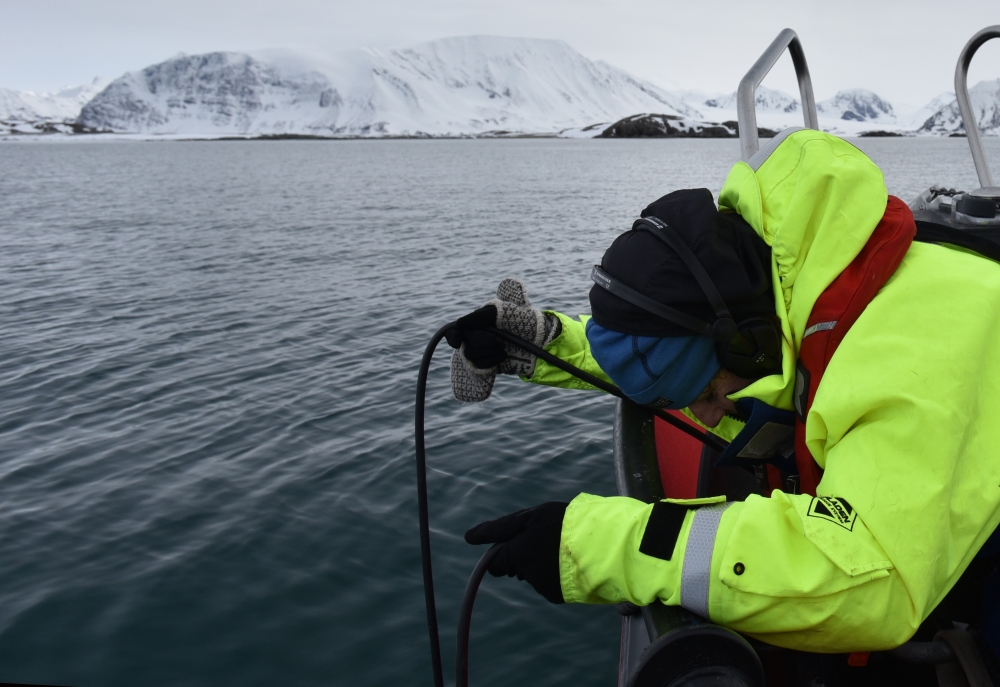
[450,279,561,403]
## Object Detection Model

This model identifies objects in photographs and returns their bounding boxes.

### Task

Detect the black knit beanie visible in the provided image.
[589,188,775,337]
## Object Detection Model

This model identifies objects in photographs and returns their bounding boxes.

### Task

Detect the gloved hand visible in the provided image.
[465,501,568,604]
[447,279,561,403]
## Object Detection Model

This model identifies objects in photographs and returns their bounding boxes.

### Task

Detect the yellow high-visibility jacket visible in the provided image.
[527,130,1000,652]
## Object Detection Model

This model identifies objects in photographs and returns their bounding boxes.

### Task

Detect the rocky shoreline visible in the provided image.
[0,116,985,141]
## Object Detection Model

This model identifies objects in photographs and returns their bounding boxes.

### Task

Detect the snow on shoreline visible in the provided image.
[2,37,999,141]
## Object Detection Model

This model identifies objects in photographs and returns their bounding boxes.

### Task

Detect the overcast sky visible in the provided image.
[3,0,999,107]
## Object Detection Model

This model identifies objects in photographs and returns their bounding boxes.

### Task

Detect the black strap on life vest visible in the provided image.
[914,220,1000,264]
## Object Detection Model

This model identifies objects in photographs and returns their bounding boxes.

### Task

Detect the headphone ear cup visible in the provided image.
[717,317,782,379]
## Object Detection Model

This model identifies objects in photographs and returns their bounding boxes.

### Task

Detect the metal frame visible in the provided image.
[737,28,819,162]
[955,25,1000,189]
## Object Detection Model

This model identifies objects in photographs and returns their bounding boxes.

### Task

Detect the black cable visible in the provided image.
[456,544,501,687]
[415,322,455,687]
[487,326,727,452]
[416,321,728,687]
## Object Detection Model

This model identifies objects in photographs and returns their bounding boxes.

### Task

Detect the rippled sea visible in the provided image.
[2,136,999,687]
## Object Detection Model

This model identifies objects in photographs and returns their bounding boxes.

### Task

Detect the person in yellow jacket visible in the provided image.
[447,129,1000,653]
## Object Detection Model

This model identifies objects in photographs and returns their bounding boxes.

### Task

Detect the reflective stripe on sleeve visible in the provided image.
[681,502,734,618]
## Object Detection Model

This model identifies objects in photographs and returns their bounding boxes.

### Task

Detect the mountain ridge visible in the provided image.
[0,78,108,134]
[817,89,895,123]
[2,37,999,139]
[76,37,699,137]
[919,79,1000,136]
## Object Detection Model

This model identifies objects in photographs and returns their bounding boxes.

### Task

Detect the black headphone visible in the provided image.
[590,216,782,380]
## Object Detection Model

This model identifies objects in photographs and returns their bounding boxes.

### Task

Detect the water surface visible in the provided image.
[1,136,998,687]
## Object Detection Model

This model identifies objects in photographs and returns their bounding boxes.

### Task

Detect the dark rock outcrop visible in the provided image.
[602,114,733,138]
[601,113,777,138]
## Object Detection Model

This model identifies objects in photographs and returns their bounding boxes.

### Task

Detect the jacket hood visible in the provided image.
[717,129,888,413]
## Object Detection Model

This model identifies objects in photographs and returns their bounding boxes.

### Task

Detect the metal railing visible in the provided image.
[737,28,819,162]
[955,25,1000,189]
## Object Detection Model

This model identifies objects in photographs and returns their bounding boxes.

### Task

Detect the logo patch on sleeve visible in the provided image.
[807,496,857,531]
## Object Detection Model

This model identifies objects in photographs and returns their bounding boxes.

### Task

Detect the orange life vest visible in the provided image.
[792,196,916,495]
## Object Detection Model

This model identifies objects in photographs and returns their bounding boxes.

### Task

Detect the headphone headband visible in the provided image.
[590,215,782,380]
[632,217,735,322]
[590,265,729,340]
[591,218,739,343]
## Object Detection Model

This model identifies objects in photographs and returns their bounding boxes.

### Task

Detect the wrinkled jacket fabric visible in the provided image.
[527,130,1000,651]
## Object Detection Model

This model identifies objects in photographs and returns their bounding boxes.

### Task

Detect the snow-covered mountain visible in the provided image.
[688,85,902,134]
[671,86,808,137]
[683,84,1000,137]
[675,86,990,136]
[0,78,107,134]
[77,37,700,137]
[816,89,894,122]
[919,79,1000,136]
[702,85,799,113]
[898,92,955,129]
[79,53,333,135]
[4,36,999,139]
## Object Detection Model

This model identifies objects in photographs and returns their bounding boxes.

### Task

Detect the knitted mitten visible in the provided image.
[450,279,560,403]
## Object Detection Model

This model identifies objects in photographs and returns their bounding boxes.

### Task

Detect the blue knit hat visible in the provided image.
[586,319,720,409]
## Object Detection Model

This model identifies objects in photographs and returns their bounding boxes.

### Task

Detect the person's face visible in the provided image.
[686,369,754,428]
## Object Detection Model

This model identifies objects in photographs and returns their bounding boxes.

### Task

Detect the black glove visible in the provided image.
[445,305,506,369]
[465,502,568,604]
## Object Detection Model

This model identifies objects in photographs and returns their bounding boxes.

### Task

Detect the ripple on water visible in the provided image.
[0,137,997,686]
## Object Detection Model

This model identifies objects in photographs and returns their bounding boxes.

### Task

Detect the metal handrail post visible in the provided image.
[954,25,1000,189]
[737,28,819,161]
